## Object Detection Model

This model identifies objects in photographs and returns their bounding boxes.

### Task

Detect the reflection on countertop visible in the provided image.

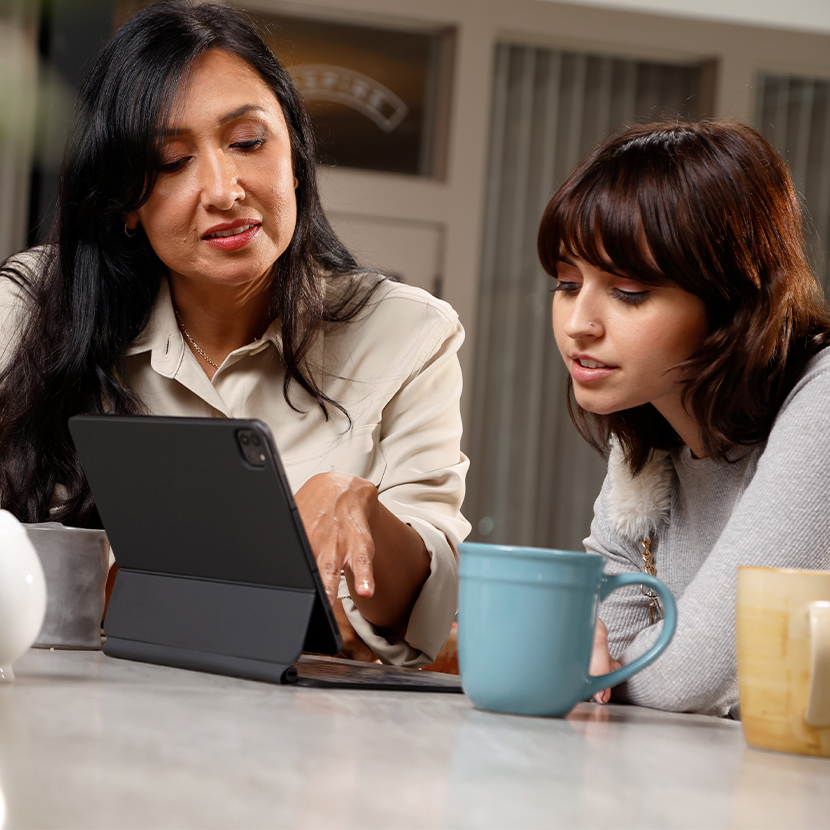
[0,649,827,829]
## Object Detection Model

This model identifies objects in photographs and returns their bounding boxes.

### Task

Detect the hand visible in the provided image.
[294,472,380,607]
[333,599,379,663]
[295,471,430,633]
[589,618,621,704]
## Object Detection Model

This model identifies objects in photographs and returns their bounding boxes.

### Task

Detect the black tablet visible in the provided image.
[69,414,462,692]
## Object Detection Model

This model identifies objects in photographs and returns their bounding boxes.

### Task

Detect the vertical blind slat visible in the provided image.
[493,48,537,540]
[756,72,830,292]
[815,90,830,277]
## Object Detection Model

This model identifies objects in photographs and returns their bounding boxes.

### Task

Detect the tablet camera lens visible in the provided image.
[237,429,266,467]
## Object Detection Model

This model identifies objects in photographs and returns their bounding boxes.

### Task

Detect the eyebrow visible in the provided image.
[158,104,267,138]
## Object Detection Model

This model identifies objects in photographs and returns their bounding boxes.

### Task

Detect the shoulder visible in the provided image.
[797,345,830,381]
[0,246,52,367]
[326,272,463,359]
[1,245,52,280]
[371,277,459,326]
[778,346,830,416]
[329,271,459,323]
[753,345,830,473]
[0,245,51,304]
[0,246,51,317]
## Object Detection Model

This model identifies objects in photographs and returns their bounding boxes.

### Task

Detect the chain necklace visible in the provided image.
[641,537,660,625]
[174,309,219,369]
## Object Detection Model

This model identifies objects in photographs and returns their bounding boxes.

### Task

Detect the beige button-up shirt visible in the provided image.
[2,252,469,665]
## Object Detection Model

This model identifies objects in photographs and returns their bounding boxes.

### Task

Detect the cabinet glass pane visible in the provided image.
[253,13,452,177]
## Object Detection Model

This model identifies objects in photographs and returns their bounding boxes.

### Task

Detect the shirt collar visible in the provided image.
[124,277,183,378]
[124,275,325,389]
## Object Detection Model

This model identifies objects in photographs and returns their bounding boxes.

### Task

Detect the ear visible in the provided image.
[124,211,139,232]
[293,176,298,190]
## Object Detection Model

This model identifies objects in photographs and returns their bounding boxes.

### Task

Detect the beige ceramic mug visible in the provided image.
[736,566,830,757]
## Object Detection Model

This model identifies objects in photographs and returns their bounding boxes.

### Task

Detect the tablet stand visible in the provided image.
[104,569,316,683]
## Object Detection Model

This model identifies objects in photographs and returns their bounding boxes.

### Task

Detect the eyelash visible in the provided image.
[232,137,265,152]
[612,288,649,306]
[158,138,265,172]
[158,156,189,173]
[552,281,650,306]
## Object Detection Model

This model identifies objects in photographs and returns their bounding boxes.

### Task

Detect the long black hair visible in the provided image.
[0,0,375,525]
[538,120,830,474]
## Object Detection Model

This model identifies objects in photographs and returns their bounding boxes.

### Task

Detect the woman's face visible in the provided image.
[552,255,708,423]
[126,49,297,292]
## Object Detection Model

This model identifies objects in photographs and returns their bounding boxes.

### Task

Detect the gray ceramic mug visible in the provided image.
[25,523,109,649]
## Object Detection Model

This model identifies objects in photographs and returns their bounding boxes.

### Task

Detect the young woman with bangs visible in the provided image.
[538,120,830,716]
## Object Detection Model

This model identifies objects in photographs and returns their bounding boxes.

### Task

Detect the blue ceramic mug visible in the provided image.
[458,542,677,717]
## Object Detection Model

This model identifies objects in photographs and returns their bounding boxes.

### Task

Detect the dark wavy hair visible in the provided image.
[538,119,830,474]
[0,0,376,525]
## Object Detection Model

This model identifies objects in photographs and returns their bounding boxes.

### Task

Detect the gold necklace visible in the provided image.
[641,537,660,625]
[174,309,219,369]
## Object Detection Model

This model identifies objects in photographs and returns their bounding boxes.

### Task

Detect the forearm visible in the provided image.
[346,500,430,633]
[587,463,741,714]
[608,586,740,715]
[601,384,830,713]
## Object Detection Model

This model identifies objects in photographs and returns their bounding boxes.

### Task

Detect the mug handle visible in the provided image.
[805,601,830,727]
[583,572,678,700]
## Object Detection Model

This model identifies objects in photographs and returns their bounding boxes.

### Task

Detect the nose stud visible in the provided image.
[588,321,595,327]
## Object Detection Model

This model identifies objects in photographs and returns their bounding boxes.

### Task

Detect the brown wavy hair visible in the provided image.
[537,120,830,474]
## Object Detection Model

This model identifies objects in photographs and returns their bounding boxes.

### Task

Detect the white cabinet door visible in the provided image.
[327,212,445,298]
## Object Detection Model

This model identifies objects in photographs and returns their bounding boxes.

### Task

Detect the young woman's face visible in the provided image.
[552,255,708,422]
[126,49,297,292]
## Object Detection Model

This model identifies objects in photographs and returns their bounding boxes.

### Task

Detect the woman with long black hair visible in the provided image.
[539,120,830,714]
[0,0,469,666]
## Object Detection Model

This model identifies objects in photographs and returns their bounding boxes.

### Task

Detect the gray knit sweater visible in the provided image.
[585,347,830,716]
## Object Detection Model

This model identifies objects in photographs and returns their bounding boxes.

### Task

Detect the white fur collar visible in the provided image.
[607,441,673,540]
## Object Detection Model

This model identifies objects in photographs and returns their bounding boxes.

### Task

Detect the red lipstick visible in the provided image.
[202,220,261,251]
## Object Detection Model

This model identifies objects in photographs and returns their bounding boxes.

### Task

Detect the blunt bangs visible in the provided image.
[539,159,672,287]
[539,124,740,296]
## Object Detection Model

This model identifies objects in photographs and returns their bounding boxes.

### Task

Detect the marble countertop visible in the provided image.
[1,649,828,829]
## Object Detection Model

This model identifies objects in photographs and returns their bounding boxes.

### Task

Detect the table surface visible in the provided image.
[1,649,828,830]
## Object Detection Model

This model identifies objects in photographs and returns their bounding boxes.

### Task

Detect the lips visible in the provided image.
[569,354,617,382]
[206,223,257,239]
[202,220,261,251]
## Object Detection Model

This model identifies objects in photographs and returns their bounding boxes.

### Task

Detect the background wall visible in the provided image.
[3,0,830,549]
[545,0,830,34]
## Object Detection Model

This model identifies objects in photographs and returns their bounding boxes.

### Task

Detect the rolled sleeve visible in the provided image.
[342,301,471,665]
[341,517,460,666]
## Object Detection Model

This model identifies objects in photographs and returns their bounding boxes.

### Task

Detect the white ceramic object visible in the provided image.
[0,510,46,681]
